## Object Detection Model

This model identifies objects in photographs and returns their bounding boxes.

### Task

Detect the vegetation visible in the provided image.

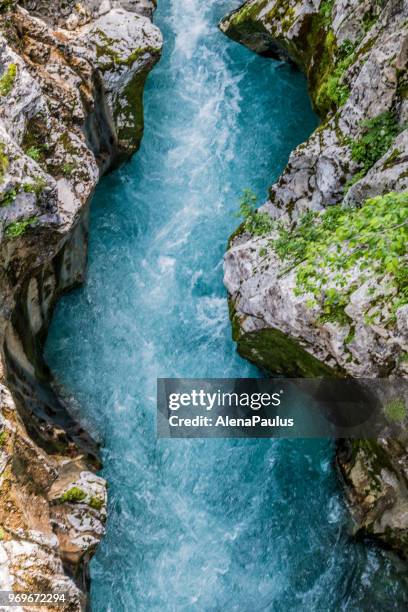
[0,143,8,182]
[26,146,42,162]
[319,0,335,26]
[23,177,46,195]
[314,39,355,113]
[0,0,15,13]
[274,192,408,325]
[384,398,406,423]
[89,496,104,511]
[0,527,4,541]
[350,112,400,174]
[5,216,37,238]
[0,430,7,447]
[0,63,17,97]
[62,162,76,177]
[237,189,274,236]
[59,486,86,504]
[1,186,18,207]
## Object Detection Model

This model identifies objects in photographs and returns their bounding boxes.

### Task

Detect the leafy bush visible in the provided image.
[89,496,104,510]
[275,192,408,324]
[237,189,274,236]
[59,486,86,504]
[5,216,37,238]
[26,146,42,162]
[350,112,400,174]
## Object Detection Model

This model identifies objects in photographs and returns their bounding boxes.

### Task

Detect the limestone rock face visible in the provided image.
[221,0,408,555]
[0,1,162,608]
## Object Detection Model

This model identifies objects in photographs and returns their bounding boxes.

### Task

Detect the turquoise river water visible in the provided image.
[45,0,408,610]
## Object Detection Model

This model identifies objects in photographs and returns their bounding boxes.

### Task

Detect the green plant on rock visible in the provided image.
[5,216,37,238]
[237,189,274,236]
[0,0,15,12]
[62,162,76,177]
[274,192,408,325]
[319,0,335,26]
[0,143,8,182]
[59,486,86,504]
[26,146,42,162]
[1,186,18,207]
[0,63,17,97]
[0,430,7,447]
[350,111,401,174]
[383,398,407,423]
[23,177,46,196]
[314,38,356,114]
[89,496,104,510]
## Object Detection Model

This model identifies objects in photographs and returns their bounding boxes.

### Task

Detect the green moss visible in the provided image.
[0,143,9,183]
[0,63,17,97]
[384,398,406,423]
[236,326,338,376]
[313,38,356,115]
[0,430,7,447]
[351,439,396,489]
[382,148,402,170]
[5,216,37,238]
[59,486,86,504]
[232,0,268,26]
[113,69,149,154]
[89,496,104,510]
[94,29,158,71]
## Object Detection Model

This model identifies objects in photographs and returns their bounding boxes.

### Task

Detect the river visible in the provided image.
[45,1,408,609]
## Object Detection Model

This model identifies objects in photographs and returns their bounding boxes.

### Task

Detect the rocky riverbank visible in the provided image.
[221,0,408,556]
[0,1,161,608]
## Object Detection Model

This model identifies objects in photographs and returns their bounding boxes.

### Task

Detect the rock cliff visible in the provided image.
[0,0,161,608]
[221,0,408,555]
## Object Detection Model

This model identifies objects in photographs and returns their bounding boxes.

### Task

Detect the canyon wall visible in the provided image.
[221,0,408,556]
[0,1,162,608]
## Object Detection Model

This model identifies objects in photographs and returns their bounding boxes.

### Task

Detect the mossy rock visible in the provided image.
[236,326,338,377]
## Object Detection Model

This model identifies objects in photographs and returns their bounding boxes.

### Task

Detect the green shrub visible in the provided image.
[89,496,104,510]
[62,162,76,177]
[350,112,400,174]
[26,146,42,162]
[59,486,86,504]
[237,189,274,236]
[274,192,408,325]
[319,0,334,26]
[5,216,37,238]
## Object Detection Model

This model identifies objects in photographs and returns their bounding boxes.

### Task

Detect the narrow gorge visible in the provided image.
[0,0,407,610]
